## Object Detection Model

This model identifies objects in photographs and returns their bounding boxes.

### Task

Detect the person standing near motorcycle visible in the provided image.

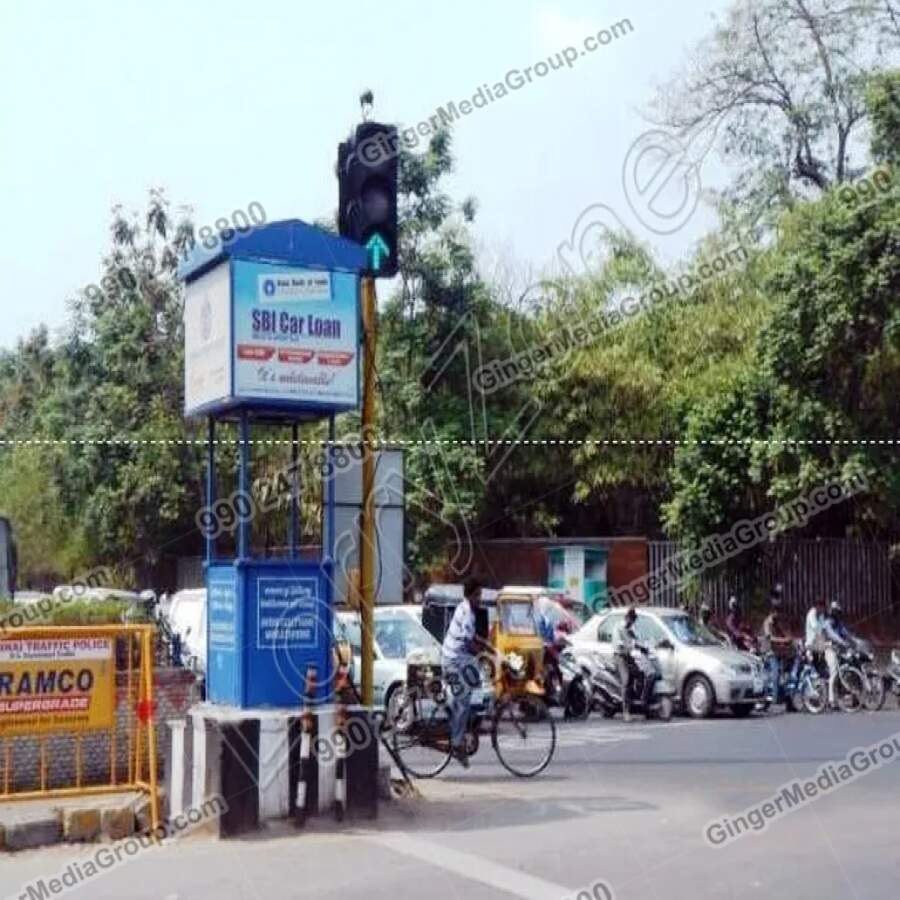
[760,593,792,702]
[827,601,855,645]
[441,577,490,766]
[613,607,650,722]
[698,601,727,645]
[725,596,756,651]
[805,599,849,710]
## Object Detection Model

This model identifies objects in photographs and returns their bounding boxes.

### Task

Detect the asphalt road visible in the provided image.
[3,708,900,900]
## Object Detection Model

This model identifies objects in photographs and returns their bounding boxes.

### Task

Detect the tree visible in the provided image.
[377,128,551,578]
[663,144,900,550]
[29,190,204,580]
[867,69,900,164]
[652,0,899,222]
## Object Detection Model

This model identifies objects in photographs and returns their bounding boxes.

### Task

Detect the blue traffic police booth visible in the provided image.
[174,219,373,833]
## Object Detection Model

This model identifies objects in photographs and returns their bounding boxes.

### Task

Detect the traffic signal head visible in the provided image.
[338,122,399,278]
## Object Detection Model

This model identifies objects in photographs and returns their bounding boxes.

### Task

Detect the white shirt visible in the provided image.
[805,608,823,647]
[442,599,476,665]
[613,620,637,655]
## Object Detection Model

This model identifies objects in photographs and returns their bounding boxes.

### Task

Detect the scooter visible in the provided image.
[589,646,674,721]
[545,637,591,720]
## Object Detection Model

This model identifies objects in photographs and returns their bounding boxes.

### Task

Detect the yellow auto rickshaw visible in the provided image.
[489,589,547,700]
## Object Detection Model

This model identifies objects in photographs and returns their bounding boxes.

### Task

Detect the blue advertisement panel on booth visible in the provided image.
[232,260,359,411]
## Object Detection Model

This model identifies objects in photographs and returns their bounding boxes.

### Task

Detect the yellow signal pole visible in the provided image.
[360,276,377,706]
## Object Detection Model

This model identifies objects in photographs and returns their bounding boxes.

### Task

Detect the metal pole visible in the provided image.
[290,421,299,559]
[360,277,377,706]
[327,414,336,563]
[206,418,216,564]
[239,411,251,560]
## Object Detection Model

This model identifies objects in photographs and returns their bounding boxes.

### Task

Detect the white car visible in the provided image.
[336,607,493,714]
[161,588,208,674]
[335,607,442,711]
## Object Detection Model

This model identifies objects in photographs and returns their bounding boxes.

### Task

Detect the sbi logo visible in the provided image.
[263,279,276,297]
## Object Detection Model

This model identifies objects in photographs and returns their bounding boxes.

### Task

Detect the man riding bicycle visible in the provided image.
[441,576,491,767]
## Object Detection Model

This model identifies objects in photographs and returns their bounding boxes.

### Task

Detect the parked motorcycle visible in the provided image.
[589,646,675,721]
[884,649,900,702]
[835,638,885,712]
[783,641,828,714]
[545,637,591,720]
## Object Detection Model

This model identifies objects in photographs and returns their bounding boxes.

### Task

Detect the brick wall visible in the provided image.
[465,537,649,595]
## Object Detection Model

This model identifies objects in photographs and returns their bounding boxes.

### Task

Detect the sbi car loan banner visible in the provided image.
[232,260,359,410]
[0,637,115,735]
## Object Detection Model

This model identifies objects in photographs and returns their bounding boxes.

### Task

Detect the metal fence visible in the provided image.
[0,625,160,832]
[647,539,893,623]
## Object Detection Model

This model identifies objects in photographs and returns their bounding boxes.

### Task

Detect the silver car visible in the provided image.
[570,606,766,718]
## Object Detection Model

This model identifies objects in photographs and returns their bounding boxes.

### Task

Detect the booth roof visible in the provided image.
[177,218,368,283]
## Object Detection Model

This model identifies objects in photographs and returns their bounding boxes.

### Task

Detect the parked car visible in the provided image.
[161,588,208,674]
[336,606,492,715]
[569,606,767,718]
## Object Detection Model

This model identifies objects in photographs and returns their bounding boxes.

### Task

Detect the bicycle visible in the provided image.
[390,652,557,779]
[392,592,560,779]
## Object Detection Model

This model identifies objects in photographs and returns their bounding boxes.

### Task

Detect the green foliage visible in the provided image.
[664,162,900,548]
[867,69,900,165]
[0,597,150,626]
[0,447,88,584]
[0,190,204,585]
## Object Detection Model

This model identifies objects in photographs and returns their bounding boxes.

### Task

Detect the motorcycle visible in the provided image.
[835,638,885,712]
[783,641,828,714]
[884,649,900,702]
[589,645,675,721]
[545,637,591,720]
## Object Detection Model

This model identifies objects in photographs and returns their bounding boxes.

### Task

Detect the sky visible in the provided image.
[0,0,736,350]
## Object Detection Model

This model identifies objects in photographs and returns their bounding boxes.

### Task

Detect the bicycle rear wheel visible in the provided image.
[391,698,453,779]
[838,666,864,712]
[491,697,556,777]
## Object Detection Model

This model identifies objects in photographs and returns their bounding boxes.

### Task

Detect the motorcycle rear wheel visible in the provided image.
[565,680,591,721]
[862,668,886,711]
[655,696,673,721]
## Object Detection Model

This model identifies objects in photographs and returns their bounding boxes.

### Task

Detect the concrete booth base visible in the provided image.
[165,703,380,837]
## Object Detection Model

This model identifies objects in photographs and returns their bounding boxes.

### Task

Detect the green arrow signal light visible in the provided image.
[365,233,390,272]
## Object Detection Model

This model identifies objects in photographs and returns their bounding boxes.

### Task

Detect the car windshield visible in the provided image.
[666,614,720,646]
[375,615,438,660]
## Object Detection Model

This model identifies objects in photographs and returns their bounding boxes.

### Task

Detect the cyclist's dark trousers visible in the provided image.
[616,654,632,713]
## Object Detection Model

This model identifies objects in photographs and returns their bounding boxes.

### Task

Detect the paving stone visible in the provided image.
[4,815,62,851]
[63,808,101,843]
[101,806,134,841]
